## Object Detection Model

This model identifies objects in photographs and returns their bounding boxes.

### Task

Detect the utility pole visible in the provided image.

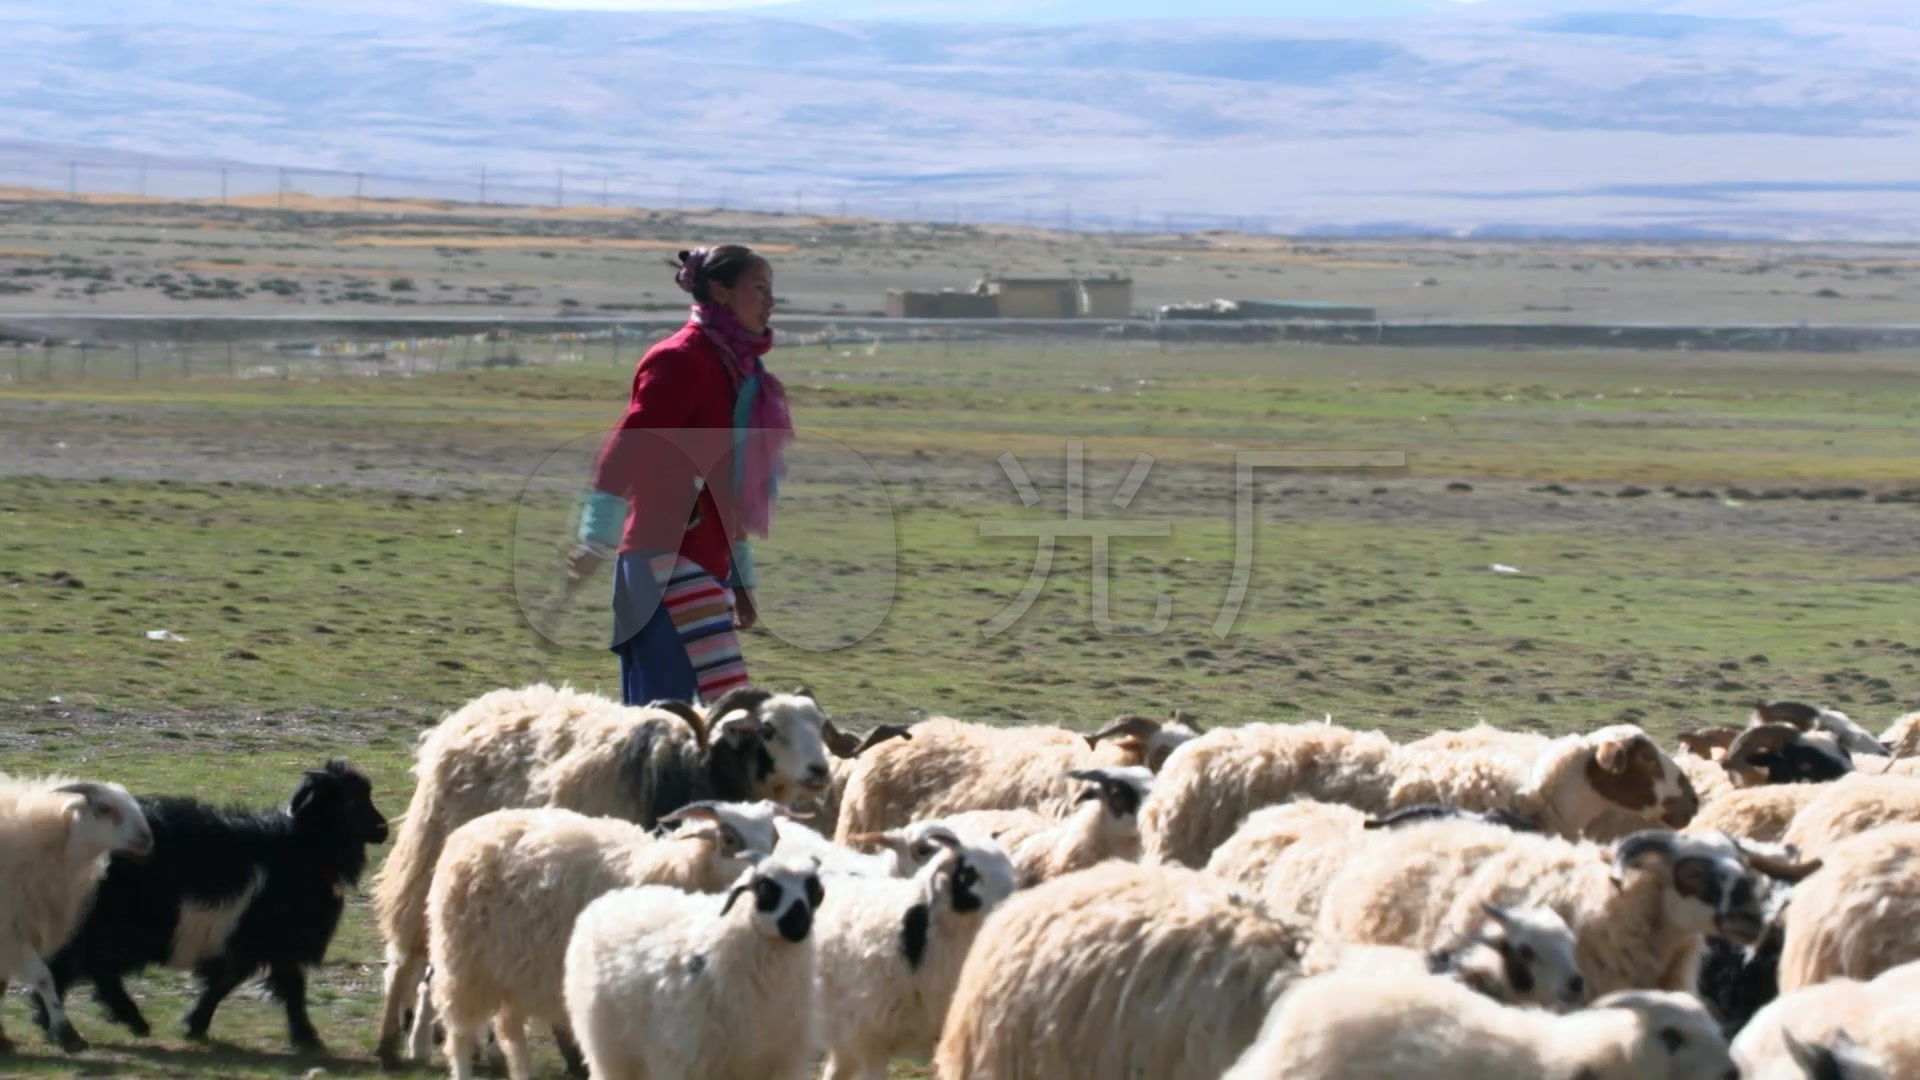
[220,166,228,205]
[67,161,76,198]
[601,177,609,208]
[355,171,364,210]
[479,165,488,205]
[137,163,147,198]
[277,168,287,211]
[556,169,565,208]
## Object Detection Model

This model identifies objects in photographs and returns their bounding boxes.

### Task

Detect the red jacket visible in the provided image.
[588,324,743,584]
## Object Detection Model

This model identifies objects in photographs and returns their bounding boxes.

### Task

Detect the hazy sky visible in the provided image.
[482,0,1474,18]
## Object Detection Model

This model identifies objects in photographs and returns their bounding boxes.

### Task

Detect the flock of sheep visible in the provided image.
[5,681,1919,1078]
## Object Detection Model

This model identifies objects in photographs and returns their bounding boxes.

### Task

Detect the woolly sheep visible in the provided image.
[1221,972,1736,1080]
[1003,766,1152,887]
[1687,782,1826,844]
[1731,958,1920,1079]
[831,712,1196,843]
[803,721,914,835]
[931,860,1306,1080]
[1317,822,1786,998]
[1780,772,1920,852]
[1722,723,1855,786]
[1317,901,1587,1012]
[372,682,832,1067]
[426,799,790,1080]
[1776,819,1920,992]
[561,852,826,1080]
[37,761,388,1052]
[812,828,1017,1080]
[1691,839,1826,1039]
[1400,723,1551,760]
[1380,723,1700,841]
[1878,710,1920,759]
[1139,721,1400,867]
[0,775,153,1054]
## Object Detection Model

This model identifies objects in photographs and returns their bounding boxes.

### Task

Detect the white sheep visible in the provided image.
[372,682,832,1066]
[831,712,1196,844]
[1731,958,1920,1079]
[0,776,153,1054]
[1776,819,1920,992]
[1317,901,1587,1012]
[1203,800,1374,927]
[1780,772,1920,852]
[562,852,825,1080]
[1317,821,1786,999]
[1003,766,1152,886]
[424,799,789,1080]
[1221,971,1735,1080]
[1380,723,1701,841]
[812,828,1017,1080]
[1685,782,1826,844]
[1139,720,1401,868]
[931,860,1307,1079]
[1400,722,1551,760]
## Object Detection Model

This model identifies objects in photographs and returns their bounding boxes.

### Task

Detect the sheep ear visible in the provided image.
[290,771,331,817]
[820,719,861,758]
[1171,707,1203,734]
[1593,735,1632,773]
[853,724,913,756]
[1480,901,1518,934]
[1781,1027,1842,1076]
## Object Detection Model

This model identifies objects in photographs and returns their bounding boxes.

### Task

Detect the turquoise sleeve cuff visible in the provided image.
[579,489,628,549]
[729,540,756,589]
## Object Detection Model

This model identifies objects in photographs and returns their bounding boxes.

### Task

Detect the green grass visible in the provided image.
[2,342,1918,1076]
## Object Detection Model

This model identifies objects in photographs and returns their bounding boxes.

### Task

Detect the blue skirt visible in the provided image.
[609,550,699,708]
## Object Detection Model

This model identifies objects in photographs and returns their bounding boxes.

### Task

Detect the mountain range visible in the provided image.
[1,0,1916,239]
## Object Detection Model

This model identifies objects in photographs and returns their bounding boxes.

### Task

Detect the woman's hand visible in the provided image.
[733,587,758,631]
[564,543,607,585]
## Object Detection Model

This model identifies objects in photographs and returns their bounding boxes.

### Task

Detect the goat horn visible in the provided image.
[820,719,862,758]
[1722,723,1802,770]
[1754,700,1821,730]
[1088,715,1162,746]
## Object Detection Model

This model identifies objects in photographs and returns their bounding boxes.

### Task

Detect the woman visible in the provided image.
[566,244,791,707]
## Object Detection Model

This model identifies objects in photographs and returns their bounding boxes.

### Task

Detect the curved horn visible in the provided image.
[908,824,964,860]
[1479,901,1519,934]
[1610,830,1679,884]
[646,699,710,751]
[853,724,913,756]
[1087,714,1161,747]
[1170,707,1203,734]
[659,801,723,826]
[1722,723,1802,771]
[1754,700,1821,730]
[52,781,109,800]
[1731,839,1824,884]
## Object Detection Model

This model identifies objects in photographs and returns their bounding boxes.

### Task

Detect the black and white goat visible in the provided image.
[36,759,390,1051]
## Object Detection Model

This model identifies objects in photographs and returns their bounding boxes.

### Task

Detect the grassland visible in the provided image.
[2,328,1919,1076]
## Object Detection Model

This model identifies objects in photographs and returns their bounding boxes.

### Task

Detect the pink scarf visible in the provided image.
[690,300,791,539]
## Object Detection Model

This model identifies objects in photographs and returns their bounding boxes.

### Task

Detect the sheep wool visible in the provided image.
[933,861,1306,1080]
[1776,820,1920,992]
[1732,958,1920,1079]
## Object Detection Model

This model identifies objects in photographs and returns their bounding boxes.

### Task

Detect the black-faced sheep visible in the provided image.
[37,760,388,1052]
[0,775,153,1054]
[371,682,832,1067]
[426,799,789,1080]
[561,852,826,1080]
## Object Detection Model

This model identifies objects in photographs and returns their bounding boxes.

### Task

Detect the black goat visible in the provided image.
[36,759,389,1051]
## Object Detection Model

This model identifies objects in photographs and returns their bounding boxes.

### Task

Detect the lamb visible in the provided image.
[372,682,832,1067]
[35,761,388,1053]
[1776,820,1920,992]
[931,860,1307,1080]
[811,828,1018,1080]
[426,799,788,1080]
[1316,901,1587,1012]
[830,711,1197,843]
[0,775,152,1054]
[1221,972,1735,1080]
[1731,958,1920,1079]
[1378,722,1700,841]
[1138,720,1401,867]
[1780,772,1920,852]
[1316,822,1791,999]
[561,851,826,1080]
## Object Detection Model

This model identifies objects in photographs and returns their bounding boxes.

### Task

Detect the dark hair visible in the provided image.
[675,244,769,304]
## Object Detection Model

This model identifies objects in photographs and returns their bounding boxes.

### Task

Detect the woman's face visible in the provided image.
[714,261,775,335]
